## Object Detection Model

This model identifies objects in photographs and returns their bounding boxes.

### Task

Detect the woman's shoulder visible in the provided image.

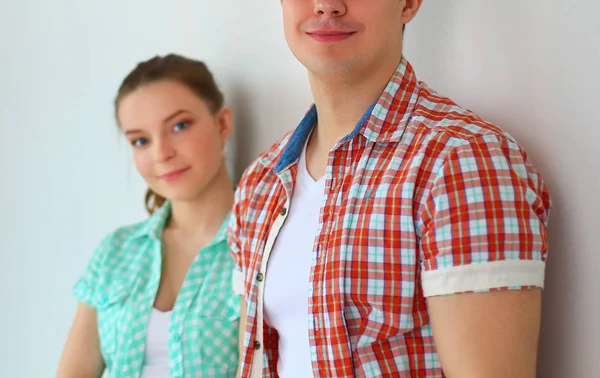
[94,219,155,258]
[73,218,158,307]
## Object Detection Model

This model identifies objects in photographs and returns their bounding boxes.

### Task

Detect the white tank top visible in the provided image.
[263,136,326,377]
[140,308,172,377]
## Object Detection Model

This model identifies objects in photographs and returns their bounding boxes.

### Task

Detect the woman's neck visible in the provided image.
[167,163,234,239]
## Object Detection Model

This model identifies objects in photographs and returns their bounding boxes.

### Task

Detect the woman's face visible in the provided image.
[117,80,232,203]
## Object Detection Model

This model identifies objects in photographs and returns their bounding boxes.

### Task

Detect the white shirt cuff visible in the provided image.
[421,260,545,297]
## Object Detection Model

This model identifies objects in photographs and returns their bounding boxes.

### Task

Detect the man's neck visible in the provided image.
[308,54,403,151]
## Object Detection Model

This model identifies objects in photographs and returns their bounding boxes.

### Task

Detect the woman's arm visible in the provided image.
[236,295,247,378]
[56,303,105,378]
[427,289,542,378]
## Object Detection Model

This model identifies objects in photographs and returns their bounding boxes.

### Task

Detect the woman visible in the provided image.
[57,54,240,377]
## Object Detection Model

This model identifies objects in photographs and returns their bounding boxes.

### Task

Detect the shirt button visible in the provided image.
[280,207,287,216]
[172,334,181,342]
[256,273,264,282]
[98,296,108,306]
[254,341,261,350]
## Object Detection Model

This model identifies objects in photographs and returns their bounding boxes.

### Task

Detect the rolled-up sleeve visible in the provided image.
[419,134,552,297]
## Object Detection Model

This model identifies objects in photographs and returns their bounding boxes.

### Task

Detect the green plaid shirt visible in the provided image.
[74,202,240,377]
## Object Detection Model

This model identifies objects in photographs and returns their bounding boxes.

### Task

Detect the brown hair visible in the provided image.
[114,54,225,215]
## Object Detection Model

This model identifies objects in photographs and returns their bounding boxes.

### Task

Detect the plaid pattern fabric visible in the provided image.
[74,202,240,377]
[229,57,551,378]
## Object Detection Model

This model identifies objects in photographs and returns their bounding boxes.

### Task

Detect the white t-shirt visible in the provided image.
[263,138,326,378]
[140,308,172,377]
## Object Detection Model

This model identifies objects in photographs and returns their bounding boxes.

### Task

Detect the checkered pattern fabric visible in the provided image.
[228,57,551,377]
[74,202,240,377]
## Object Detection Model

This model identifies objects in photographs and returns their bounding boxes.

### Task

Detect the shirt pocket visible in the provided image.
[196,290,241,320]
[193,294,241,371]
[95,285,132,361]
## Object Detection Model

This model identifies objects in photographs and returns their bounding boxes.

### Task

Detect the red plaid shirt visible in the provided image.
[228,57,551,377]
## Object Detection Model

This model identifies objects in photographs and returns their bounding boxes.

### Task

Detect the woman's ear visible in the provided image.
[216,106,234,143]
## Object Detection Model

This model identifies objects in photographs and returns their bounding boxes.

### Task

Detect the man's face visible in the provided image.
[281,0,421,81]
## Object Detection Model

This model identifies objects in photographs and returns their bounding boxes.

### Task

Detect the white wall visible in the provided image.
[0,1,310,376]
[404,2,600,377]
[0,1,597,377]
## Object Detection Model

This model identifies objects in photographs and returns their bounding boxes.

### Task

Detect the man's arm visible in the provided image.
[427,289,541,378]
[417,135,551,377]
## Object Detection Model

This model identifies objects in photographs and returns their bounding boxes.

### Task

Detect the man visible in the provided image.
[228,1,552,377]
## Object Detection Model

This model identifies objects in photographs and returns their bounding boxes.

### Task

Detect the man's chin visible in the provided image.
[304,58,363,81]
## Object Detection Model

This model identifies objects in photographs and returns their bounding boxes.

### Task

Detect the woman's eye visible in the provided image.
[173,121,190,132]
[131,138,148,147]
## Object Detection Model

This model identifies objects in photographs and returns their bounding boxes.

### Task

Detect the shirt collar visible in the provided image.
[270,56,419,174]
[129,201,171,241]
[208,212,230,246]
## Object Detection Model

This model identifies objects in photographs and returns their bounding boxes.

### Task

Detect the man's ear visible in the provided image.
[400,0,424,25]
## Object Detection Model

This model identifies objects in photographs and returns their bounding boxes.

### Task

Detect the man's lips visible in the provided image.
[307,30,356,42]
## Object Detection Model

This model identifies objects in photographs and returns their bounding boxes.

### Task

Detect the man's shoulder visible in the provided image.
[236,128,296,190]
[412,81,510,144]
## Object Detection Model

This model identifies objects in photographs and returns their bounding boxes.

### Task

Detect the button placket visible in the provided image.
[169,315,184,376]
[248,195,290,378]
